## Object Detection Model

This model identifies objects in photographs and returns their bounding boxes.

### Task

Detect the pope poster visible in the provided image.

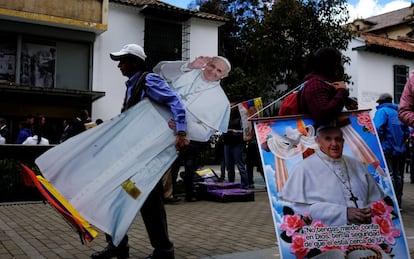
[253,110,410,258]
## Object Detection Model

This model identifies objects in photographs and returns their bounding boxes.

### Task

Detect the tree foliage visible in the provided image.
[194,0,352,108]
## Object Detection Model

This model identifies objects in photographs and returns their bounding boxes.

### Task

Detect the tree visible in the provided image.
[197,0,352,113]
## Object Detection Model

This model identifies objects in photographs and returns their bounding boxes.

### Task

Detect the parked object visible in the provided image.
[207,188,255,202]
[193,169,254,202]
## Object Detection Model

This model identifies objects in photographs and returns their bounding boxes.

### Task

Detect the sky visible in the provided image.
[162,0,412,21]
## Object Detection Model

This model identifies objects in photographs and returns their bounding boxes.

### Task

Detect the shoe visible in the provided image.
[185,196,197,202]
[145,252,174,259]
[90,244,129,259]
[164,196,181,204]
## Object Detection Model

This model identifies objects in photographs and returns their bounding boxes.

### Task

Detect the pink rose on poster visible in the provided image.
[290,233,309,259]
[280,196,401,259]
[357,112,375,133]
[372,215,400,245]
[280,214,305,236]
[256,123,272,144]
[370,199,393,217]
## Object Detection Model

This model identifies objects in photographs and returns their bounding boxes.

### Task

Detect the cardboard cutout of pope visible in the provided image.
[254,110,409,259]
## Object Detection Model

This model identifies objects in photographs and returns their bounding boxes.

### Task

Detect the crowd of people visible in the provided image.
[0,109,103,146]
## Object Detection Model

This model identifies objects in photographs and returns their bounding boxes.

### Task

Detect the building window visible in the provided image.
[20,40,56,88]
[144,19,182,69]
[0,34,16,83]
[0,20,94,91]
[394,65,409,104]
[182,20,190,61]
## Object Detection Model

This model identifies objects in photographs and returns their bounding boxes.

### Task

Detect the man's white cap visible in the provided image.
[110,44,147,61]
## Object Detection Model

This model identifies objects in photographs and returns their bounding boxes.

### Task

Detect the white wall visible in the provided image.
[92,3,145,121]
[189,18,220,60]
[344,38,414,117]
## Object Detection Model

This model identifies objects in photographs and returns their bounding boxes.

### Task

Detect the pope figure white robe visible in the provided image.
[279,150,385,226]
[35,99,177,245]
[153,61,230,141]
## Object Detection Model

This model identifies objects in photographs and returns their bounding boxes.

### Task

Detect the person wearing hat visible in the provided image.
[374,93,410,209]
[153,56,231,202]
[279,125,385,226]
[90,43,188,259]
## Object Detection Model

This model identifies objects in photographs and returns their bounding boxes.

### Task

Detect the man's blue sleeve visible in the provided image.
[144,73,186,132]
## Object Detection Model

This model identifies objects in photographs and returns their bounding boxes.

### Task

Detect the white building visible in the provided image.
[92,1,225,120]
[0,0,226,142]
[345,6,414,115]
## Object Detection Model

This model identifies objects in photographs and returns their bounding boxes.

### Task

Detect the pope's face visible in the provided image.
[316,128,344,159]
[203,58,229,82]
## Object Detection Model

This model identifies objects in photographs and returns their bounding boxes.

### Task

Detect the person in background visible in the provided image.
[0,118,9,144]
[23,115,50,145]
[245,131,264,188]
[59,109,91,142]
[162,165,181,204]
[215,132,226,181]
[244,105,264,188]
[59,119,71,143]
[407,130,414,184]
[15,121,32,144]
[398,70,414,188]
[37,114,46,127]
[299,47,352,125]
[222,104,249,189]
[154,56,231,202]
[25,114,35,128]
[399,71,414,127]
[90,43,187,259]
[374,93,410,209]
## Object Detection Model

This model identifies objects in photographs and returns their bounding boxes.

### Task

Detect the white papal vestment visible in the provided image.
[153,61,230,141]
[279,149,385,226]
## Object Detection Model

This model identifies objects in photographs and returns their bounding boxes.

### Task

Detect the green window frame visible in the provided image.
[393,65,409,104]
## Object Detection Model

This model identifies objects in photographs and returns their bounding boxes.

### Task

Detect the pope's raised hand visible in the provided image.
[188,56,212,69]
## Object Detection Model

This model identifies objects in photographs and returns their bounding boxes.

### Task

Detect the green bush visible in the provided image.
[0,159,42,202]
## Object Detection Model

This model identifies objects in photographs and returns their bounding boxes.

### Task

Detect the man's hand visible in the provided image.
[168,119,176,130]
[175,135,189,153]
[167,120,189,152]
[347,207,372,224]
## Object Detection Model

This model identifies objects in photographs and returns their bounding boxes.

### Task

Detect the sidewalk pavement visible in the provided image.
[0,165,414,258]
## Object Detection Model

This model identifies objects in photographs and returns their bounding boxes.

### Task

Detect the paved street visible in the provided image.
[0,166,414,258]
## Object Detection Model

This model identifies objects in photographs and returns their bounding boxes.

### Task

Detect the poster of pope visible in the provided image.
[254,110,409,258]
